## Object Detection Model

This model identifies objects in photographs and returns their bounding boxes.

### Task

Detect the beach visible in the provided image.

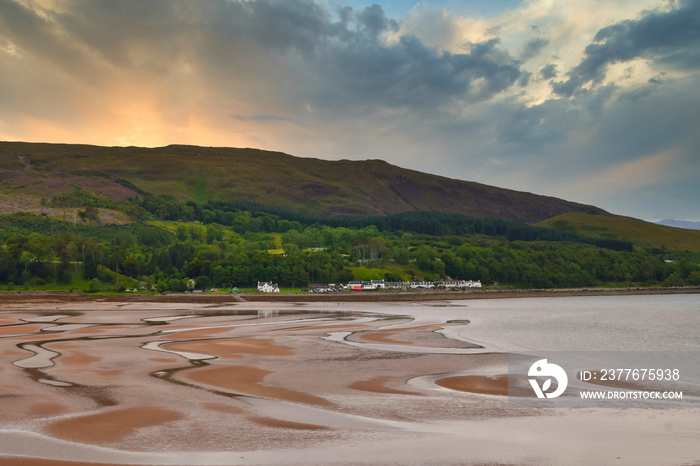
[0,294,698,465]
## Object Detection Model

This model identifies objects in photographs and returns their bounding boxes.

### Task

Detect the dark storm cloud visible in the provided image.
[316,35,522,109]
[0,0,523,113]
[552,0,700,97]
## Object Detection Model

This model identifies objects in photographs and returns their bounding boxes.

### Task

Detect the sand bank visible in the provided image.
[182,364,334,407]
[45,407,184,444]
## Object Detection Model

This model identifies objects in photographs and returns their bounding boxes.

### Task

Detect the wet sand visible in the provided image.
[45,406,184,444]
[183,364,335,407]
[348,376,423,395]
[164,338,295,358]
[432,374,537,398]
[435,374,511,396]
[0,460,162,466]
[0,298,698,465]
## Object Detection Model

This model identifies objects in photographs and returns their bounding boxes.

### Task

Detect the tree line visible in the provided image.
[0,206,697,293]
[139,196,634,251]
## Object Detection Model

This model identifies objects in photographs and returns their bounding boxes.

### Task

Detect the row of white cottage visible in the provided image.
[346,279,482,291]
[258,279,482,293]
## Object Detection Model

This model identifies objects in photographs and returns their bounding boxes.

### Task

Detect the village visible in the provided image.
[257,279,483,293]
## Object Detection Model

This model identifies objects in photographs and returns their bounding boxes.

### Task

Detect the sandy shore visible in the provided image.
[0,460,162,466]
[0,286,698,305]
[0,297,698,465]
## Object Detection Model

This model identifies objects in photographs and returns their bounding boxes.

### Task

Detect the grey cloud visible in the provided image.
[497,98,582,145]
[2,0,523,114]
[519,37,548,61]
[52,0,331,65]
[540,64,558,79]
[315,36,522,110]
[593,79,699,162]
[0,0,103,80]
[518,71,532,87]
[552,0,700,97]
[357,3,399,37]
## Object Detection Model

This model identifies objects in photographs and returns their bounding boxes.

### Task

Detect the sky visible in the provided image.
[1,0,699,222]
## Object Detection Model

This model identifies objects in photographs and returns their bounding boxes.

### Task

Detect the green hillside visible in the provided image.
[538,213,700,253]
[1,141,698,292]
[0,141,607,224]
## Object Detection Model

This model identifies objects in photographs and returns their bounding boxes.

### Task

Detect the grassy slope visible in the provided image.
[0,141,607,224]
[538,212,700,252]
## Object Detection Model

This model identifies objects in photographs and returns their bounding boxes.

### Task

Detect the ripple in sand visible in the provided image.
[21,315,70,323]
[323,331,488,354]
[40,324,93,333]
[142,315,202,323]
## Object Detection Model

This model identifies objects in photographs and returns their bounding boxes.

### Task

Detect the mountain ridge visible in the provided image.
[0,140,609,224]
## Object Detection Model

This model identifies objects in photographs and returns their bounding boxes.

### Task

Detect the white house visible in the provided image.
[409,281,434,289]
[257,281,280,293]
[370,279,385,289]
[438,280,482,289]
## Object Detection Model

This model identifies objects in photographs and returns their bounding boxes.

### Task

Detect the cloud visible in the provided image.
[539,64,558,79]
[567,147,682,196]
[519,37,549,61]
[0,1,524,116]
[313,35,523,112]
[552,0,700,96]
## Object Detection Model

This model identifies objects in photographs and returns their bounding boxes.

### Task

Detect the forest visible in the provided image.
[0,193,698,293]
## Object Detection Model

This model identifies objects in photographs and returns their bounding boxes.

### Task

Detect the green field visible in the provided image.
[538,213,700,252]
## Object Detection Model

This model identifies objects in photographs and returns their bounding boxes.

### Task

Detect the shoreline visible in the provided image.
[0,286,698,304]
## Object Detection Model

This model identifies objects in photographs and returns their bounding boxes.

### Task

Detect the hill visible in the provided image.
[0,141,607,224]
[538,213,700,253]
[1,141,698,292]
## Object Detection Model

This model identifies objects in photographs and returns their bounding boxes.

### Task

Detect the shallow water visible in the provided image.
[446,294,700,352]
